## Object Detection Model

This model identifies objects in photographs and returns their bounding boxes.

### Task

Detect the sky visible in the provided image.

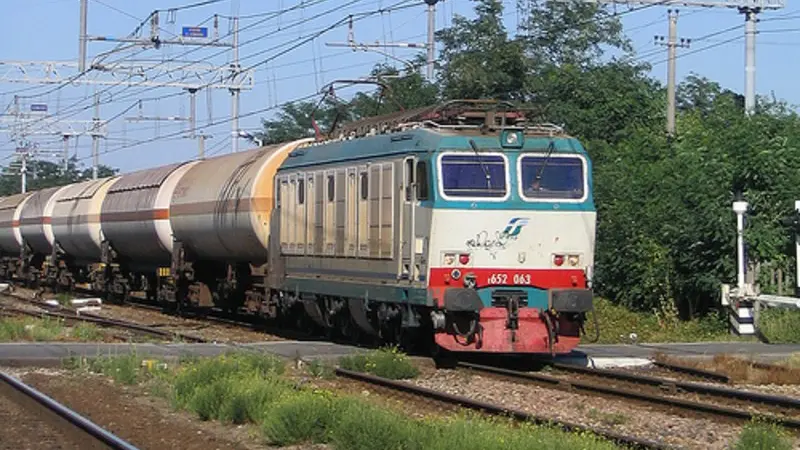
[0,0,799,176]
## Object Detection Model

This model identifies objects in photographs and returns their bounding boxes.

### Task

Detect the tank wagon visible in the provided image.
[0,100,597,355]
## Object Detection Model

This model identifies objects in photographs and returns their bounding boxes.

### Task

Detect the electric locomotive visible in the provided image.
[0,100,597,356]
[271,100,596,354]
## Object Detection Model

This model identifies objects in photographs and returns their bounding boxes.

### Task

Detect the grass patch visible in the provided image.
[654,353,800,385]
[304,358,335,379]
[87,354,148,385]
[65,352,624,449]
[0,316,110,343]
[171,352,288,424]
[734,420,792,450]
[783,353,800,369]
[0,317,65,341]
[584,298,737,344]
[330,398,427,450]
[338,347,420,379]
[759,308,800,344]
[70,322,104,341]
[262,390,336,445]
[56,293,72,307]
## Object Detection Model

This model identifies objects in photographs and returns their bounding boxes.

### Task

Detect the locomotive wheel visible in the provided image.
[430,338,458,369]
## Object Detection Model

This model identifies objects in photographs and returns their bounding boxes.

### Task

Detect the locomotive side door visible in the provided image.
[400,157,416,281]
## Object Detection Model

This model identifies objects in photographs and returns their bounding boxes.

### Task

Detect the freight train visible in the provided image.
[0,100,597,355]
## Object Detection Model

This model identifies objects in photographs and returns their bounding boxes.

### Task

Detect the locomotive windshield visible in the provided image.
[520,155,585,200]
[439,154,507,198]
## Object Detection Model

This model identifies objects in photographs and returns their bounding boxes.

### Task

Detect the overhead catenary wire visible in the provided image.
[2,0,420,145]
[6,2,421,158]
[2,0,395,136]
[2,0,340,115]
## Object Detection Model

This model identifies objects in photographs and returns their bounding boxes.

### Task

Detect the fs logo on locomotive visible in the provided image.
[502,217,529,238]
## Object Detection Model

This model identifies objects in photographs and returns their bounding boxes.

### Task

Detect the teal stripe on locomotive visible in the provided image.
[475,286,549,310]
[279,129,595,212]
[282,277,430,306]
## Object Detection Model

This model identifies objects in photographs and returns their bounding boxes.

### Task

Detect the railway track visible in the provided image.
[335,367,671,450]
[0,292,208,344]
[0,371,138,449]
[459,362,800,430]
[70,285,320,342]
[649,359,731,384]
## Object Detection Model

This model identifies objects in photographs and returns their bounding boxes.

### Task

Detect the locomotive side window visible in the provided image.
[404,158,414,202]
[439,153,507,198]
[360,172,368,200]
[298,179,305,205]
[519,155,585,201]
[416,161,429,201]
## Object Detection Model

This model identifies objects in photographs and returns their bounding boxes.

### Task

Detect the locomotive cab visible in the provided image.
[425,128,597,354]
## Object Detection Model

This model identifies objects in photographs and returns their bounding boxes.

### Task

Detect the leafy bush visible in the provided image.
[189,378,232,421]
[219,375,289,424]
[759,308,800,344]
[734,421,792,450]
[330,398,427,450]
[338,347,420,379]
[262,391,336,445]
[173,352,284,407]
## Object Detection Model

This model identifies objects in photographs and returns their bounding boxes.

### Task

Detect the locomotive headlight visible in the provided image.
[443,253,456,265]
[568,255,580,266]
[500,130,524,149]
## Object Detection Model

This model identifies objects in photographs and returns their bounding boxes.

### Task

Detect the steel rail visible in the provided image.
[0,371,139,449]
[0,303,208,344]
[459,362,800,430]
[335,367,672,450]
[651,360,731,384]
[551,362,800,410]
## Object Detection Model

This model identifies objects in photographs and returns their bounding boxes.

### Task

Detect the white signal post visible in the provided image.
[733,200,748,292]
[795,201,800,296]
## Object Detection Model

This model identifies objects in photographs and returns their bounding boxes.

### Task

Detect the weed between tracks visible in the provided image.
[0,316,106,342]
[338,347,420,379]
[734,420,793,450]
[63,350,622,450]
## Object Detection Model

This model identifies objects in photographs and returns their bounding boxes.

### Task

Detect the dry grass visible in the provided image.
[654,353,800,385]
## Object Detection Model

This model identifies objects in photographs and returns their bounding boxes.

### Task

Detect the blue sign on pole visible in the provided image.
[30,104,47,112]
[182,27,208,38]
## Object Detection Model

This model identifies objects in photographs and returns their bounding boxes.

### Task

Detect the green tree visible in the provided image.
[256,101,341,145]
[0,156,118,196]
[348,62,439,118]
[519,0,632,67]
[436,0,528,101]
[677,73,745,115]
